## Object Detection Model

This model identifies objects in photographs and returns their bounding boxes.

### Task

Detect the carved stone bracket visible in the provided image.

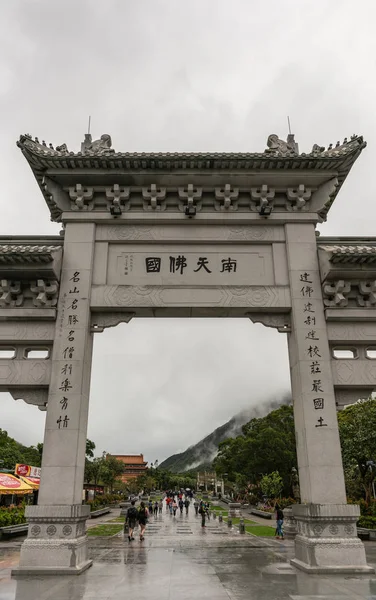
[178,184,202,212]
[214,184,239,211]
[90,312,135,333]
[105,184,131,212]
[10,387,48,410]
[323,280,351,307]
[30,280,59,307]
[357,281,376,307]
[0,280,23,307]
[250,185,275,212]
[287,184,312,211]
[142,184,166,211]
[69,184,94,211]
[247,312,291,333]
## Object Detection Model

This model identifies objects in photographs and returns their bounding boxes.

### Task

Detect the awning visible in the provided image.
[19,476,40,489]
[0,473,34,495]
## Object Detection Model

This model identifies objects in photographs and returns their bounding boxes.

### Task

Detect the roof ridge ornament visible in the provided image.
[265,133,299,156]
[81,133,114,154]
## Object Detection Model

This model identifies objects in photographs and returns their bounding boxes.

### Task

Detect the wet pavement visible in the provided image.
[1,504,376,599]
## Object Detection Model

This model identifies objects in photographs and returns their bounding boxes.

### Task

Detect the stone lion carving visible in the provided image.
[84,134,113,154]
[265,134,298,156]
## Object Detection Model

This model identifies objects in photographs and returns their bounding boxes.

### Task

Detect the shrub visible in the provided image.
[358,516,376,529]
[0,506,26,527]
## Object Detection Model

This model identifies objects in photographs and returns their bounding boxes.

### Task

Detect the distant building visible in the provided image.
[197,471,223,494]
[109,454,148,483]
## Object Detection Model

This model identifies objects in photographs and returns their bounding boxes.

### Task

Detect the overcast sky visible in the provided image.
[1,0,376,464]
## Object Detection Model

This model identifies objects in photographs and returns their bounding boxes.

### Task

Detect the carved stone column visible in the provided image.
[285,223,373,574]
[13,224,95,576]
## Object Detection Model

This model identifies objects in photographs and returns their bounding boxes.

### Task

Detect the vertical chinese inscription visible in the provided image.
[299,271,327,428]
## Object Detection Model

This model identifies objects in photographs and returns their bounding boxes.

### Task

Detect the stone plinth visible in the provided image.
[290,503,374,574]
[228,503,241,518]
[283,506,298,539]
[12,505,92,576]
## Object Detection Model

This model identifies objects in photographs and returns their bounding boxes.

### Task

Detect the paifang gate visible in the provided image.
[3,131,376,575]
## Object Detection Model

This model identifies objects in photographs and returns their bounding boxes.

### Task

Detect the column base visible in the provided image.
[12,504,92,577]
[291,503,374,574]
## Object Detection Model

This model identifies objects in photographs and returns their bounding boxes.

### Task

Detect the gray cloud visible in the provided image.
[1,0,375,462]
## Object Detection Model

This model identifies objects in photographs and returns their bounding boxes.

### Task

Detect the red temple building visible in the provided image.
[109,454,148,483]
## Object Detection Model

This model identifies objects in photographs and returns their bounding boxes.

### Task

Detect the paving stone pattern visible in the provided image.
[1,503,376,599]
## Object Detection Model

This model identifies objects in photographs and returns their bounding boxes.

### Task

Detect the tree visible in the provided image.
[260,471,283,500]
[338,398,376,503]
[213,405,297,495]
[100,455,124,492]
[0,429,42,469]
[85,439,95,459]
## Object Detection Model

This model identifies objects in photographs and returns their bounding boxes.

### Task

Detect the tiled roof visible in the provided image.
[0,245,60,264]
[319,244,376,264]
[17,134,366,222]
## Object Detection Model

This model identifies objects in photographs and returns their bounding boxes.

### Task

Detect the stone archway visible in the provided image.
[2,131,374,575]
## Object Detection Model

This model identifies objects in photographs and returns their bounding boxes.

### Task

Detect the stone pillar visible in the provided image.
[13,223,95,576]
[285,223,373,574]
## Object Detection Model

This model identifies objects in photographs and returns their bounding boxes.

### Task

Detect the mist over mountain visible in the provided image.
[159,393,291,473]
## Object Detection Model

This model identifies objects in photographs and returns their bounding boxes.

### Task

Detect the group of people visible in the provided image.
[165,493,190,516]
[124,493,284,542]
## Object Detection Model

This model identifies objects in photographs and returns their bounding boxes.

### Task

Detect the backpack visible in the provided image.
[127,506,138,520]
[138,506,147,519]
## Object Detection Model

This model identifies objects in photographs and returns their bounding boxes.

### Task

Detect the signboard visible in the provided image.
[15,464,41,478]
[0,474,22,489]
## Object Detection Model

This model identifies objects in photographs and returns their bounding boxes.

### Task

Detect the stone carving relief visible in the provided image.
[357,281,376,307]
[81,133,114,154]
[31,525,41,537]
[142,184,167,211]
[96,285,287,309]
[91,312,135,333]
[329,524,339,535]
[250,185,275,212]
[46,525,57,536]
[10,388,48,408]
[105,184,131,212]
[96,224,283,242]
[178,184,202,212]
[63,525,72,536]
[323,280,351,307]
[68,184,94,211]
[287,184,312,211]
[248,313,291,333]
[264,134,299,156]
[30,280,59,307]
[0,280,23,307]
[214,184,239,211]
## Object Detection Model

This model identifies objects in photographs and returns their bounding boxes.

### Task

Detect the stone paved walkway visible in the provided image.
[1,503,376,599]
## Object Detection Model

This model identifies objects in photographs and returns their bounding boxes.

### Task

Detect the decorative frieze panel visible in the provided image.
[68,184,94,211]
[105,184,131,212]
[142,184,166,211]
[0,280,23,307]
[287,184,312,211]
[323,279,376,308]
[214,184,239,211]
[250,185,275,212]
[178,184,202,213]
[30,280,59,307]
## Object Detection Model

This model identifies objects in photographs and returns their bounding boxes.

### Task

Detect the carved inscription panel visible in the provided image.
[105,244,274,287]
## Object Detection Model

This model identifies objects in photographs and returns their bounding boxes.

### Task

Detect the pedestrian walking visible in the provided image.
[137,501,149,541]
[125,500,138,542]
[148,500,153,515]
[199,502,206,528]
[172,499,178,516]
[158,499,163,515]
[179,498,184,515]
[275,504,284,540]
[153,501,158,517]
[184,498,190,515]
[194,499,199,516]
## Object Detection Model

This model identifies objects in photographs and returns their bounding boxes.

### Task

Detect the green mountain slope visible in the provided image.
[159,395,290,473]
